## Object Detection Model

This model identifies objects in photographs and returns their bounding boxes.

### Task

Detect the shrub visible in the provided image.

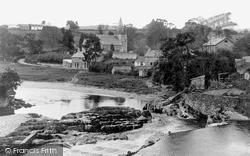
[27,52,71,64]
[88,62,113,73]
[0,68,20,98]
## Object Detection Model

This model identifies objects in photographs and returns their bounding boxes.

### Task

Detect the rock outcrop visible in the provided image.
[0,106,151,154]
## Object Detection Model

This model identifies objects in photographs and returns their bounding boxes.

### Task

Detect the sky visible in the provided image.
[0,0,249,29]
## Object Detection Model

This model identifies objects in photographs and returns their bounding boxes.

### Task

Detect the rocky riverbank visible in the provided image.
[0,107,152,155]
[143,91,249,126]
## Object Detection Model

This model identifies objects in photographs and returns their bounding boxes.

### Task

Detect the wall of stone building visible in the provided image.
[215,40,234,52]
[145,57,158,66]
[117,35,127,52]
[72,58,88,69]
[184,93,239,116]
[102,45,122,52]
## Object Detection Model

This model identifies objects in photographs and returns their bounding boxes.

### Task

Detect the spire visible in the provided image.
[117,17,124,34]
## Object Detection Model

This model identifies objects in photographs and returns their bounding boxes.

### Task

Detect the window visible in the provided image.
[150,62,153,66]
[224,40,228,44]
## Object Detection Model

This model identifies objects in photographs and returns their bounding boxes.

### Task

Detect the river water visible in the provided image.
[14,82,250,156]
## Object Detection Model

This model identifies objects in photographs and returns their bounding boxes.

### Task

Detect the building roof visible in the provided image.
[112,52,137,59]
[96,35,122,46]
[203,37,234,46]
[135,56,146,63]
[112,66,132,70]
[72,52,85,58]
[63,59,72,63]
[145,50,162,57]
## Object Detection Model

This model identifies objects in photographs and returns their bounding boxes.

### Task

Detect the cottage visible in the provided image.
[62,59,72,69]
[111,66,132,74]
[62,48,88,70]
[71,51,88,69]
[203,37,234,53]
[134,50,161,76]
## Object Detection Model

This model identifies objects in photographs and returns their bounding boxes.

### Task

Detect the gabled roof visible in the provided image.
[96,35,122,46]
[72,51,85,58]
[135,56,146,63]
[203,37,234,46]
[145,50,162,57]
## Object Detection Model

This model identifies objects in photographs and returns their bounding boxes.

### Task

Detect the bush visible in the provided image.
[88,62,113,73]
[0,68,20,98]
[35,52,71,64]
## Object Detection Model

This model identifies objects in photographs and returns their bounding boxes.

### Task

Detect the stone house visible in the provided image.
[62,49,88,70]
[134,50,162,77]
[203,37,234,53]
[96,34,127,52]
[111,66,132,74]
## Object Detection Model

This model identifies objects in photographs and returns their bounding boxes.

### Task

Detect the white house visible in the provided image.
[62,48,88,70]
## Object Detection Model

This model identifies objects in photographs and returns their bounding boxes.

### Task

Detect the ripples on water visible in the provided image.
[139,121,250,156]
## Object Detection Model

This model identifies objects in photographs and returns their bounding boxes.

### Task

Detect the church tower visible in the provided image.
[116,18,127,52]
[117,17,124,34]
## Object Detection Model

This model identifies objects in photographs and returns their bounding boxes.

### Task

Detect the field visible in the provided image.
[0,61,78,82]
[0,61,160,94]
[76,72,160,94]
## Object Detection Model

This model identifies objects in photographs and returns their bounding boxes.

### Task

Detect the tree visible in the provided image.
[24,33,43,54]
[40,26,63,51]
[124,26,137,51]
[66,20,79,30]
[97,25,104,34]
[0,68,20,98]
[182,20,212,50]
[0,26,24,59]
[145,19,177,49]
[110,44,115,51]
[152,32,195,91]
[60,28,75,53]
[234,33,250,56]
[79,33,103,63]
[108,31,114,35]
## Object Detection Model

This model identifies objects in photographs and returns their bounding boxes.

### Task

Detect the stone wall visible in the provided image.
[184,93,239,116]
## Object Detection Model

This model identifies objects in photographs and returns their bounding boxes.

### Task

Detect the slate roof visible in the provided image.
[96,35,122,46]
[72,52,85,58]
[135,56,146,63]
[145,50,162,57]
[203,37,234,46]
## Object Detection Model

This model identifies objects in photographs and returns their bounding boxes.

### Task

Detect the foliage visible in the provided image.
[79,33,103,63]
[24,33,43,54]
[66,20,79,30]
[108,31,114,35]
[152,31,237,91]
[40,26,62,51]
[145,19,177,49]
[124,26,137,51]
[182,20,212,50]
[0,26,24,59]
[97,25,104,34]
[25,52,71,64]
[0,68,20,98]
[88,62,113,73]
[60,28,75,53]
[233,33,250,56]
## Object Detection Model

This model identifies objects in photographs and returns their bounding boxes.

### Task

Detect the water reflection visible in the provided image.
[15,88,143,119]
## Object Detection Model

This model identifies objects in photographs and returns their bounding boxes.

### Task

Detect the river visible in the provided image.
[14,82,250,156]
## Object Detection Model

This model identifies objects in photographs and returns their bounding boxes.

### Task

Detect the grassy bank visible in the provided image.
[0,61,78,82]
[76,72,160,94]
